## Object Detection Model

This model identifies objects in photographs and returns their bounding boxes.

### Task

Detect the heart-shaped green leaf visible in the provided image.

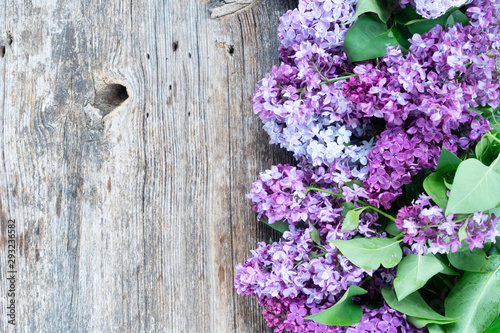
[305,286,367,326]
[436,147,462,173]
[347,0,391,24]
[344,15,400,62]
[382,287,459,328]
[394,254,456,301]
[448,247,492,272]
[330,237,402,270]
[423,173,449,208]
[444,256,500,333]
[445,156,500,215]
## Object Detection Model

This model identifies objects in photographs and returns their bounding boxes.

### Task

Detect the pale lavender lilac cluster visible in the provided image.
[253,0,375,175]
[395,194,500,255]
[399,0,468,18]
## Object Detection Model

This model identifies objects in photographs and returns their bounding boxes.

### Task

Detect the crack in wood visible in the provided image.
[210,0,258,19]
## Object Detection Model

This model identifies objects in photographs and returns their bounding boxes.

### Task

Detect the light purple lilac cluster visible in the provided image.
[253,0,376,175]
[240,164,427,331]
[395,194,500,255]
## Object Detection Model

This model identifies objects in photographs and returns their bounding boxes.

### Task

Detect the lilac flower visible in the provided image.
[247,163,380,235]
[395,193,500,255]
[410,0,468,19]
[234,226,370,332]
[235,225,423,333]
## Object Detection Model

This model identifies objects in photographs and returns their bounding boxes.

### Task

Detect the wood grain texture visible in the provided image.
[0,0,297,331]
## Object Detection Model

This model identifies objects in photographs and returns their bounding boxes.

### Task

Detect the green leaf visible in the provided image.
[382,287,459,328]
[458,220,468,242]
[449,9,469,26]
[347,0,391,24]
[344,15,400,62]
[309,222,321,244]
[444,256,500,333]
[423,173,449,208]
[260,218,290,234]
[394,254,454,301]
[444,178,453,190]
[305,286,367,326]
[402,6,460,35]
[341,208,366,232]
[408,316,461,328]
[476,132,500,165]
[427,324,447,333]
[447,247,492,272]
[445,9,468,27]
[391,25,412,51]
[445,156,500,215]
[436,147,462,173]
[330,237,402,270]
[341,201,356,217]
[475,135,492,161]
[385,219,401,236]
[484,316,500,333]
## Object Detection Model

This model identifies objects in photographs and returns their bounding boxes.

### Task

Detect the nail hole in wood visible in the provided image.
[0,46,5,58]
[146,53,150,59]
[169,85,172,90]
[228,45,234,56]
[146,113,149,118]
[188,52,191,58]
[92,83,129,116]
[172,41,179,51]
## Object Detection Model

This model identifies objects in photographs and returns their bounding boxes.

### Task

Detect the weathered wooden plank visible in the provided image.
[0,0,297,332]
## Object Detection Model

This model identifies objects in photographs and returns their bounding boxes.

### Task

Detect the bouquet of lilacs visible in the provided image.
[234,0,500,332]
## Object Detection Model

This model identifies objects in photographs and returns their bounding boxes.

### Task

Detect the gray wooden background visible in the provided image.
[0,0,298,331]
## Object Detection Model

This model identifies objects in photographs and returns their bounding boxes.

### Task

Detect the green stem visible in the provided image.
[356,199,397,221]
[487,131,500,145]
[393,233,404,240]
[293,251,327,269]
[319,74,355,85]
[305,187,397,221]
[304,187,345,198]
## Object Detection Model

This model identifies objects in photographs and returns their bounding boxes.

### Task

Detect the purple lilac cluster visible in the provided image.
[234,226,369,332]
[246,163,379,235]
[235,225,424,332]
[395,194,500,255]
[342,17,498,208]
[349,303,425,333]
[237,0,500,331]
